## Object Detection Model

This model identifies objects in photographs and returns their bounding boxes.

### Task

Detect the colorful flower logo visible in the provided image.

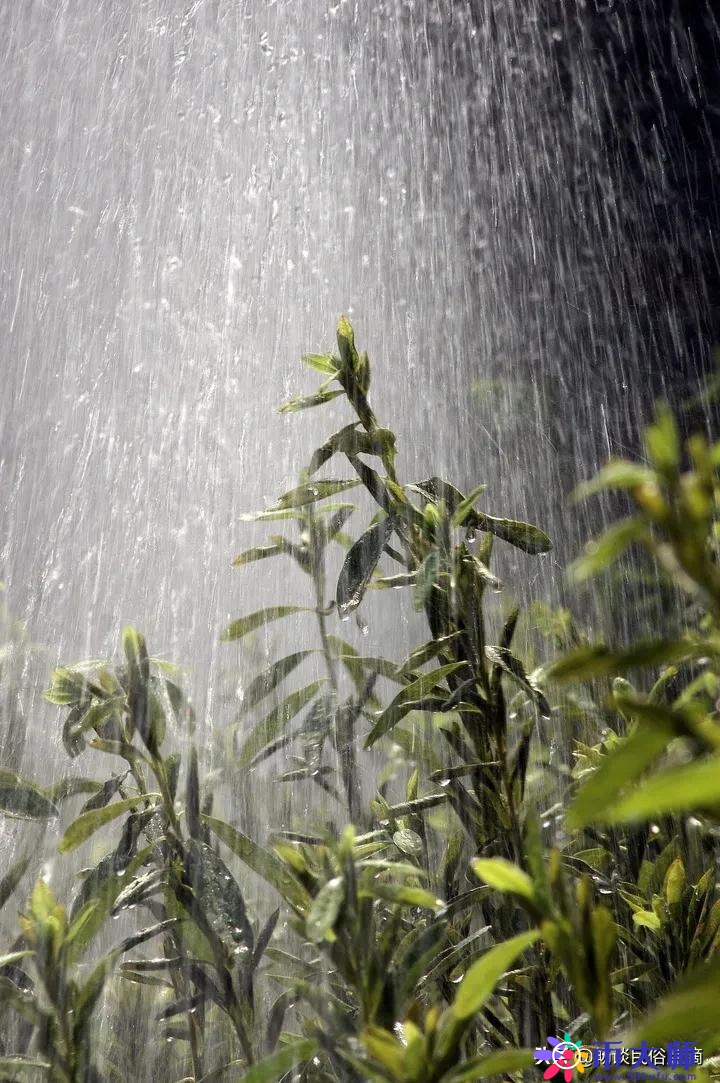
[534,1034,590,1081]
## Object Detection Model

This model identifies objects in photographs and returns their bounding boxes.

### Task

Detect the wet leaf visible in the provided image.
[80,774,127,813]
[203,815,311,912]
[545,639,699,682]
[0,1056,51,1079]
[306,876,344,942]
[393,828,424,857]
[598,755,720,824]
[485,646,551,716]
[471,512,552,555]
[568,713,678,829]
[572,460,656,502]
[414,550,441,611]
[570,517,646,582]
[0,854,31,912]
[271,478,360,510]
[231,543,287,567]
[279,387,345,413]
[0,770,58,821]
[221,606,310,642]
[47,777,103,803]
[471,858,536,903]
[302,353,339,375]
[198,1040,319,1083]
[336,516,396,616]
[59,795,157,853]
[184,839,253,948]
[365,662,467,747]
[362,882,442,910]
[186,746,200,839]
[452,928,540,1020]
[309,425,395,475]
[237,680,327,767]
[238,651,314,712]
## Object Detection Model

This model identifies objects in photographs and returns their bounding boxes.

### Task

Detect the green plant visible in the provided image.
[2,323,720,1081]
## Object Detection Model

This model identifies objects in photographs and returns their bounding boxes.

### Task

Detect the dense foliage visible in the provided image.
[0,320,719,1082]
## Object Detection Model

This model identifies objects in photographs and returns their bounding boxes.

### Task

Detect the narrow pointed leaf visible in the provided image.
[568,715,677,829]
[306,876,344,942]
[199,1040,318,1083]
[271,479,360,510]
[302,353,339,375]
[471,858,536,903]
[365,662,467,747]
[598,754,720,824]
[203,814,311,912]
[453,928,540,1019]
[337,516,396,616]
[279,388,344,413]
[485,646,551,716]
[0,771,58,821]
[59,796,158,854]
[221,606,310,642]
[237,680,327,767]
[472,512,551,555]
[231,543,286,567]
[238,651,314,712]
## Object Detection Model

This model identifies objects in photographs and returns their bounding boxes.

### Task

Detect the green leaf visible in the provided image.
[336,516,396,617]
[471,512,551,555]
[572,460,656,502]
[0,770,58,821]
[0,1056,51,1079]
[546,639,698,682]
[302,353,339,375]
[221,606,310,642]
[598,754,720,824]
[471,858,536,903]
[365,662,467,747]
[399,633,462,674]
[306,876,344,942]
[237,680,327,767]
[240,500,354,522]
[0,950,34,969]
[452,928,540,1020]
[271,479,360,510]
[569,517,646,582]
[362,882,443,910]
[58,796,157,854]
[0,854,31,911]
[238,651,314,712]
[450,485,487,528]
[47,777,104,803]
[310,425,396,475]
[442,1049,537,1081]
[645,405,680,475]
[184,839,253,948]
[485,646,550,716]
[279,387,344,413]
[567,715,676,829]
[633,910,662,931]
[393,828,424,857]
[231,543,287,567]
[623,962,720,1049]
[413,550,441,611]
[203,815,311,912]
[206,1039,318,1083]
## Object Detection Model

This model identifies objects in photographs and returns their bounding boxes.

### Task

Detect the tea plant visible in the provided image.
[1,321,719,1081]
